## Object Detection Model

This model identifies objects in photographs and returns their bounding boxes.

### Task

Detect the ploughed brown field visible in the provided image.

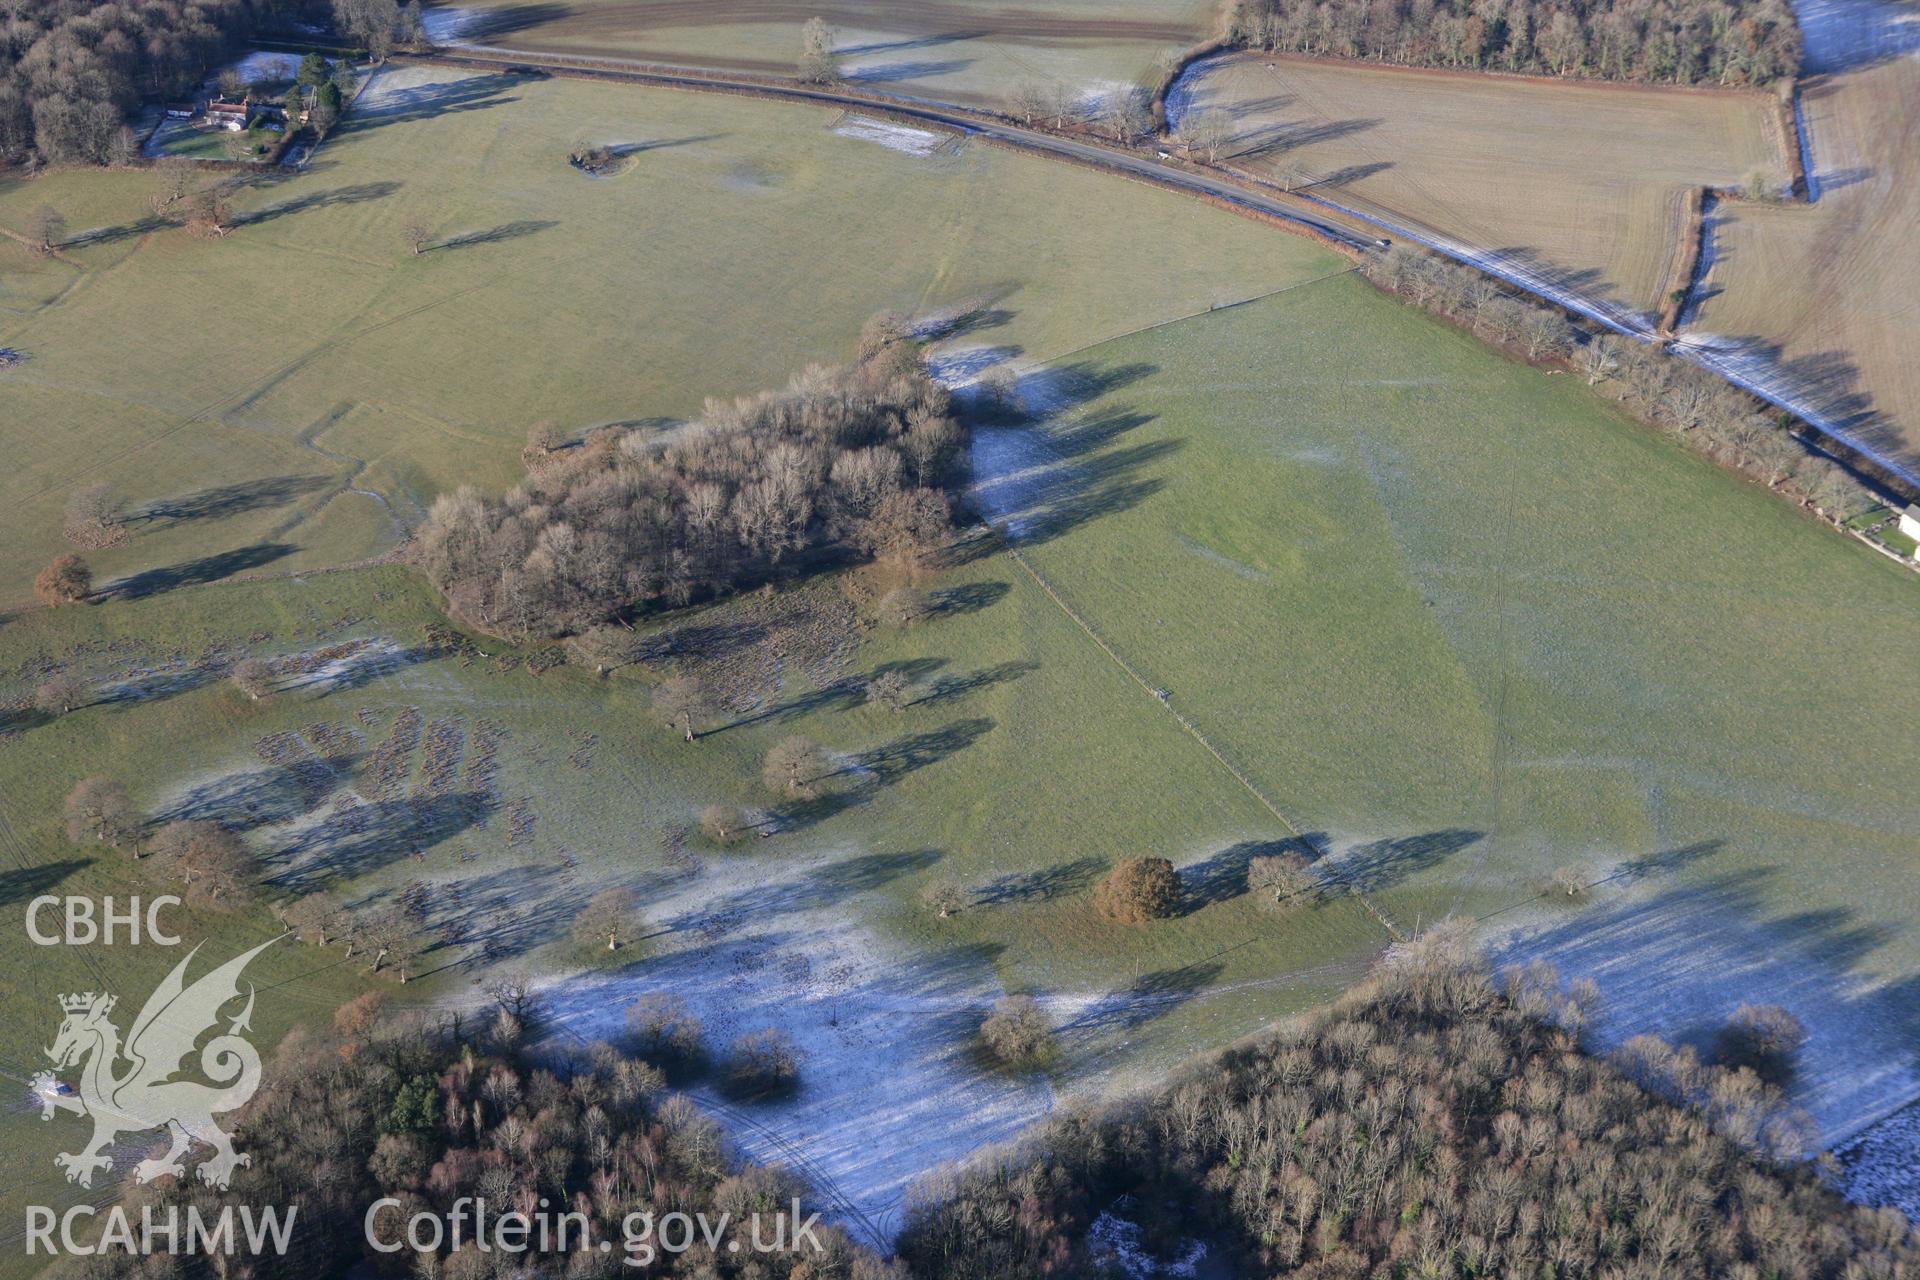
[1178,52,1786,315]
[1691,39,1920,471]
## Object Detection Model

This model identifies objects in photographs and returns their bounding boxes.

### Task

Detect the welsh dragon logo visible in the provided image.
[32,938,278,1190]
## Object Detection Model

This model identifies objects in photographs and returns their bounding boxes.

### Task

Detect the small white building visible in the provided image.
[207,100,249,131]
[1899,504,1920,546]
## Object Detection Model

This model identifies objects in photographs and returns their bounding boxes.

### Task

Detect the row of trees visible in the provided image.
[1228,0,1801,86]
[900,926,1905,1278]
[1362,245,1878,523]
[412,315,967,641]
[57,993,892,1278]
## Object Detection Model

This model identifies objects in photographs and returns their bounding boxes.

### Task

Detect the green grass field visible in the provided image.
[0,63,1332,604]
[5,43,1920,1269]
[983,274,1920,1133]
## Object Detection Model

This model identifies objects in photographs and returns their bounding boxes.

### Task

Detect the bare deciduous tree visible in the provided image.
[797,16,839,83]
[762,735,828,797]
[572,886,641,952]
[698,803,749,845]
[35,552,91,606]
[980,994,1053,1066]
[1177,107,1236,163]
[867,668,912,712]
[1010,81,1048,126]
[1247,850,1319,910]
[230,657,275,701]
[653,675,711,742]
[28,203,64,254]
[725,1028,800,1096]
[33,671,91,716]
[64,777,136,851]
[401,220,430,255]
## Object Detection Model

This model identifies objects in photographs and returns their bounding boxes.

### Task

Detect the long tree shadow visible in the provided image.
[298,643,442,695]
[851,717,993,785]
[1062,960,1227,1035]
[97,663,226,708]
[839,30,988,56]
[669,849,944,934]
[433,219,559,251]
[0,859,92,907]
[1502,861,1920,1139]
[101,543,296,600]
[264,790,496,890]
[430,863,581,960]
[338,73,531,132]
[1236,116,1379,161]
[910,660,1035,708]
[234,182,402,227]
[973,856,1105,906]
[138,474,330,525]
[844,58,974,83]
[1316,828,1483,896]
[151,765,329,832]
[928,580,1009,616]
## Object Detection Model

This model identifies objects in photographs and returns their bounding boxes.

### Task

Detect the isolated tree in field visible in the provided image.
[867,668,912,712]
[149,161,194,221]
[762,735,828,798]
[64,777,136,851]
[1712,1003,1806,1085]
[699,803,749,845]
[1177,107,1236,163]
[653,674,711,742]
[33,671,91,717]
[29,203,64,254]
[63,482,121,546]
[923,879,967,918]
[1094,855,1181,924]
[230,657,275,701]
[401,220,430,255]
[875,585,934,628]
[185,182,234,237]
[35,552,91,606]
[628,994,706,1064]
[797,16,839,83]
[573,886,641,952]
[726,1027,801,1096]
[1547,863,1592,899]
[1247,849,1318,910]
[980,994,1053,1067]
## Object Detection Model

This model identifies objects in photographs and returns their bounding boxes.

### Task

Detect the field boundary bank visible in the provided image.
[998,542,1406,945]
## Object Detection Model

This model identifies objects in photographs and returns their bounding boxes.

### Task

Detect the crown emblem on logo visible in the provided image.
[59,992,112,1015]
